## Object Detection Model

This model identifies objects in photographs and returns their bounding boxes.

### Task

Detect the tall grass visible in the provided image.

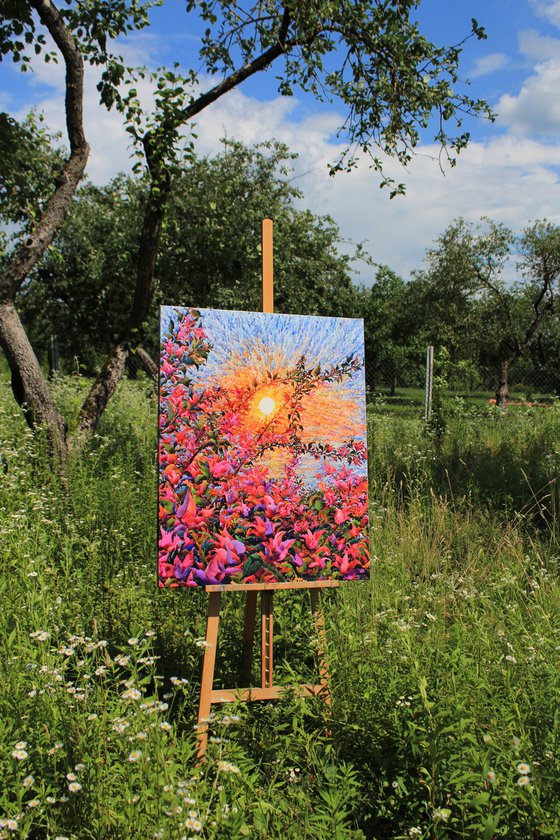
[0,373,559,838]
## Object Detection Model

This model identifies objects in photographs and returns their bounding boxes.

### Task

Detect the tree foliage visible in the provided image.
[18,141,364,370]
[413,217,560,404]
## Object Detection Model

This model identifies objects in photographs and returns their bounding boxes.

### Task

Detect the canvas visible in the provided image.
[158,306,370,587]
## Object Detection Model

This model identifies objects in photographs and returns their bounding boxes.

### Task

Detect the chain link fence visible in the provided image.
[365,350,559,417]
[43,333,559,420]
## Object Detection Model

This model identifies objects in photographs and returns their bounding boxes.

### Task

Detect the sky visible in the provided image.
[3,0,560,284]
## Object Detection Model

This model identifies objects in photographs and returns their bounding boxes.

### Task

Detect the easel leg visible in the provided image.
[241,590,258,685]
[261,591,274,689]
[197,592,221,759]
[310,590,331,705]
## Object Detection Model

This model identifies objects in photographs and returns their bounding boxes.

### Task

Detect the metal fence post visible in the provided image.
[424,345,434,421]
[49,334,59,377]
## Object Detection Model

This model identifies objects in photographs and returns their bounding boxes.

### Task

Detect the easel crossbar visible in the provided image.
[209,684,325,703]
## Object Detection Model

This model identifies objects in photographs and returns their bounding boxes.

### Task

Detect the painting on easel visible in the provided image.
[158,306,369,587]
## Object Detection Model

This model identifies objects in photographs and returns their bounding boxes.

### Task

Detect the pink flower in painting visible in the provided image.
[334,507,350,525]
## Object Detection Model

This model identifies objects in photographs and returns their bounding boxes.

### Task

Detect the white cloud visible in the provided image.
[518,27,560,59]
[531,0,560,28]
[496,58,560,136]
[470,53,508,78]
[6,29,560,284]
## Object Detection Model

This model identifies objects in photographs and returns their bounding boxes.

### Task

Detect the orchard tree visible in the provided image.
[19,140,364,369]
[360,265,412,392]
[0,0,492,456]
[424,218,560,406]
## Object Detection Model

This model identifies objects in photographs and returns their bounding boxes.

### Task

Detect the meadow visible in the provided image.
[1,370,559,839]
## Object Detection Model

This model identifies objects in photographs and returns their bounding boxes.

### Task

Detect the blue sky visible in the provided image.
[3,1,560,283]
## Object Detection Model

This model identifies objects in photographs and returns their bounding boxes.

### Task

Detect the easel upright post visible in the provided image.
[240,219,274,685]
[197,592,221,759]
[195,219,336,760]
[261,218,274,313]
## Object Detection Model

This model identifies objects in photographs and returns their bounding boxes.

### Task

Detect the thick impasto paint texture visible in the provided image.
[158,307,369,587]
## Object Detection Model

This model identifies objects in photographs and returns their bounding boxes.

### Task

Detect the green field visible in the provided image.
[1,374,559,838]
[368,387,558,419]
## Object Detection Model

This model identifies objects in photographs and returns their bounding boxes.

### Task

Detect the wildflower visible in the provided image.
[517,775,531,787]
[68,782,82,793]
[195,639,210,649]
[66,772,77,782]
[95,666,107,676]
[185,816,203,832]
[136,731,147,740]
[486,770,496,782]
[217,760,240,774]
[46,796,56,804]
[12,749,28,760]
[115,654,130,666]
[14,741,27,750]
[112,719,129,734]
[87,713,98,721]
[160,722,172,732]
[129,750,143,762]
[517,763,530,775]
[505,655,517,664]
[433,808,451,822]
[22,775,34,788]
[408,829,422,839]
[5,819,18,831]
[128,638,139,646]
[27,799,41,808]
[122,688,142,701]
[60,647,75,657]
[30,630,49,641]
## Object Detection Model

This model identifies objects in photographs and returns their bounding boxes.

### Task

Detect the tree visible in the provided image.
[18,140,363,369]
[360,265,414,393]
[422,218,560,406]
[0,0,492,457]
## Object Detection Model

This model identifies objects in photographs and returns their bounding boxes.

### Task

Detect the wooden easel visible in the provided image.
[196,219,338,758]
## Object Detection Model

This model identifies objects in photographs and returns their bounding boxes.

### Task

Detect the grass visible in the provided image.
[0,372,559,838]
[368,388,558,419]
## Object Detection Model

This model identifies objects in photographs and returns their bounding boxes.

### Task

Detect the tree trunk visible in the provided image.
[495,359,509,407]
[0,301,67,457]
[74,156,170,442]
[134,346,158,381]
[72,341,130,444]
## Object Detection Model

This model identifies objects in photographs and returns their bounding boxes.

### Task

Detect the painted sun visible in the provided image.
[258,396,276,416]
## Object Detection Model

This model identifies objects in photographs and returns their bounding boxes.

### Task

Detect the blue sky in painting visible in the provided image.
[160,306,368,485]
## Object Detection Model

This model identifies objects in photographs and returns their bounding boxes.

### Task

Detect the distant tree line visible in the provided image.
[13,137,559,407]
